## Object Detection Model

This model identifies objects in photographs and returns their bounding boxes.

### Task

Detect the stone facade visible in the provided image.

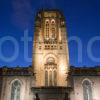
[70,67,100,100]
[32,10,69,87]
[0,9,100,100]
[0,67,100,100]
[0,67,35,100]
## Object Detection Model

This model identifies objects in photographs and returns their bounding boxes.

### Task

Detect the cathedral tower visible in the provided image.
[32,10,69,87]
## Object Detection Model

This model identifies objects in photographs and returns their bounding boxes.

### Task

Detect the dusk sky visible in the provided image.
[0,0,100,67]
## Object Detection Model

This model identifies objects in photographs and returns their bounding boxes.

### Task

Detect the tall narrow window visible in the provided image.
[83,80,93,100]
[54,70,57,86]
[49,71,53,86]
[51,20,56,39]
[11,80,21,100]
[45,71,48,86]
[45,20,49,39]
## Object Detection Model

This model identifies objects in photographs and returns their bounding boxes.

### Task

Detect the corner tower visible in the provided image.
[32,10,69,87]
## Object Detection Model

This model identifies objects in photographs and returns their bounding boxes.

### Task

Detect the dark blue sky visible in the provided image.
[0,0,100,67]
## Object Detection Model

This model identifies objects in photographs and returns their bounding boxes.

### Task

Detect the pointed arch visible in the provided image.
[44,56,57,86]
[10,80,21,100]
[51,19,56,39]
[82,79,93,100]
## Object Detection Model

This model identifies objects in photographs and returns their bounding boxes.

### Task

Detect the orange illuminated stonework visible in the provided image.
[32,10,69,88]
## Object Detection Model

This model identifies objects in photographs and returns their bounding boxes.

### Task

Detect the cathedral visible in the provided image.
[0,9,100,100]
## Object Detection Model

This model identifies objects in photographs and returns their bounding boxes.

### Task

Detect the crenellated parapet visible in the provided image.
[0,66,34,76]
[70,66,100,76]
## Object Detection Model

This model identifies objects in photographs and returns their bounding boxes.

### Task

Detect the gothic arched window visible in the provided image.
[11,80,21,100]
[51,19,56,39]
[45,57,57,86]
[54,70,57,86]
[82,80,93,100]
[45,71,48,86]
[49,71,53,86]
[45,20,50,39]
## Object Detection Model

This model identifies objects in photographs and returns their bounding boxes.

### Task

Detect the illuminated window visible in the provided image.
[11,80,21,100]
[82,80,93,100]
